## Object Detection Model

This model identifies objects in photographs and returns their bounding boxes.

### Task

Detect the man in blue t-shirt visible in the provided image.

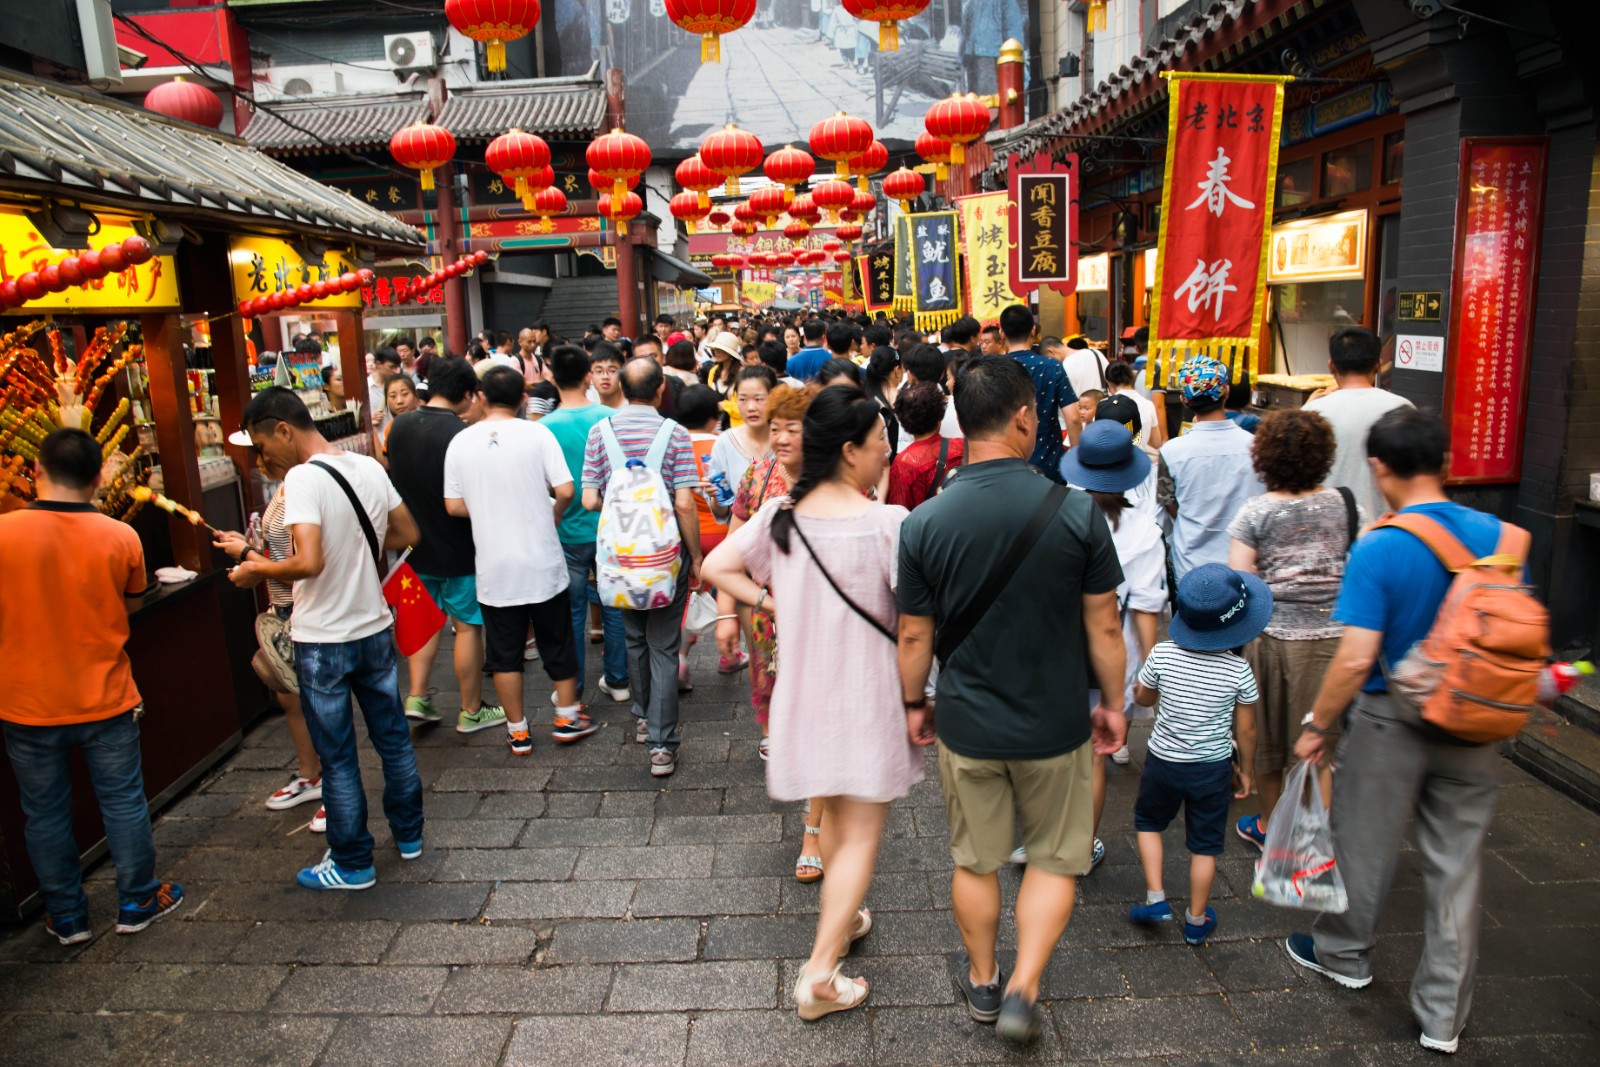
[998,304,1076,484]
[785,318,832,382]
[1286,407,1508,1056]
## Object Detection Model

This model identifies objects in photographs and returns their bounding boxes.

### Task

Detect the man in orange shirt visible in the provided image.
[0,429,182,945]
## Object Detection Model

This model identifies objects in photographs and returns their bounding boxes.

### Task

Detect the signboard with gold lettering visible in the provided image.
[1008,151,1078,297]
[0,209,180,312]
[229,236,361,309]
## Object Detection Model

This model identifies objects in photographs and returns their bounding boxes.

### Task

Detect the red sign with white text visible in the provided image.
[1444,138,1547,484]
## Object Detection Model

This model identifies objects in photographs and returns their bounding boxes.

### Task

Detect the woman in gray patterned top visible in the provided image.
[1226,409,1361,851]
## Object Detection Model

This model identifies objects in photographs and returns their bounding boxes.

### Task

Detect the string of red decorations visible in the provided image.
[0,236,155,311]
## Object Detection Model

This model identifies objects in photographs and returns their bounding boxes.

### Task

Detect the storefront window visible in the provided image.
[1271,279,1366,376]
[1383,130,1404,185]
[1278,157,1315,208]
[1076,292,1110,342]
[1322,142,1374,198]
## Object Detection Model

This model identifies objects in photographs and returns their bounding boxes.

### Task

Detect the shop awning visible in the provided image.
[0,69,423,251]
[648,248,714,290]
[436,78,608,143]
[242,92,430,154]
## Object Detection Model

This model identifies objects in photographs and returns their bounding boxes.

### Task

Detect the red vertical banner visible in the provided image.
[1444,138,1547,484]
[1148,73,1289,386]
[1006,151,1078,298]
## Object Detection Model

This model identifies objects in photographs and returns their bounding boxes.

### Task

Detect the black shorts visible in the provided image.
[481,591,578,679]
[1133,753,1232,856]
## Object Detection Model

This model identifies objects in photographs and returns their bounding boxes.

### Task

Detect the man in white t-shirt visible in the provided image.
[233,388,422,893]
[1062,337,1111,399]
[1303,326,1413,522]
[445,366,597,758]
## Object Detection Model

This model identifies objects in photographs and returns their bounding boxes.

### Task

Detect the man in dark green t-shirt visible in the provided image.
[897,354,1128,1047]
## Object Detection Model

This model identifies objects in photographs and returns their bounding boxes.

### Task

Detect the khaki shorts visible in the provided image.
[937,740,1094,876]
[1244,634,1343,775]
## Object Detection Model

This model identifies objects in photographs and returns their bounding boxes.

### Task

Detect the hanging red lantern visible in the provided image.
[700,124,763,197]
[588,167,638,196]
[746,252,767,268]
[676,154,722,210]
[749,185,787,226]
[851,189,877,217]
[732,201,759,225]
[669,190,710,234]
[770,251,795,267]
[725,254,746,269]
[839,208,861,224]
[122,235,154,266]
[710,254,729,270]
[707,207,732,228]
[789,192,819,223]
[841,1,930,51]
[731,220,758,238]
[664,0,756,63]
[809,111,874,177]
[587,128,652,204]
[783,220,812,242]
[391,121,456,191]
[445,0,541,74]
[916,130,953,181]
[599,191,644,226]
[822,238,842,253]
[143,76,223,128]
[847,139,888,193]
[882,165,925,212]
[528,184,567,233]
[836,223,864,243]
[811,178,855,223]
[833,250,854,264]
[763,144,815,205]
[486,129,551,200]
[924,93,990,166]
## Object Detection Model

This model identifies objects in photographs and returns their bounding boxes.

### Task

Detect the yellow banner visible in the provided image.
[741,279,776,307]
[0,210,180,312]
[956,193,1020,325]
[229,236,361,309]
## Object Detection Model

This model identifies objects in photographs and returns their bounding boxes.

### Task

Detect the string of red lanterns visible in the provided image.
[701,124,763,197]
[0,236,155,311]
[763,144,815,205]
[587,128,652,204]
[809,111,873,178]
[924,92,991,166]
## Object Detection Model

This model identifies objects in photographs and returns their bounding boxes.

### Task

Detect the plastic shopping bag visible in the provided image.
[1252,762,1348,913]
[683,591,721,635]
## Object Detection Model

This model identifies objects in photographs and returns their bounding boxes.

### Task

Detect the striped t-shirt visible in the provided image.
[1137,641,1258,763]
[262,488,294,609]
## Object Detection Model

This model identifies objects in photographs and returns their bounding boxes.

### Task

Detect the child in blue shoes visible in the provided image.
[1129,563,1268,944]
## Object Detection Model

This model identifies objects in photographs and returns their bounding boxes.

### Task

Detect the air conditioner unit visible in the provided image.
[384,33,436,70]
[265,66,343,97]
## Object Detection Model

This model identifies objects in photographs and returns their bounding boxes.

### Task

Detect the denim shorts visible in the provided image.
[418,573,483,626]
[1133,753,1232,856]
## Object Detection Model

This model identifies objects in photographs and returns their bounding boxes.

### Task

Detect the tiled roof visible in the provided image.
[0,70,422,249]
[436,78,608,142]
[242,91,430,153]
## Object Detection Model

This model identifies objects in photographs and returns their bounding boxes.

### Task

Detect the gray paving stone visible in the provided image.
[598,790,659,817]
[1051,993,1254,1059]
[519,815,653,847]
[385,922,542,964]
[610,959,778,1011]
[144,1014,337,1066]
[270,964,449,1014]
[872,1004,1065,1064]
[485,879,636,920]
[0,1011,174,1067]
[632,876,781,917]
[778,871,935,914]
[103,962,290,1011]
[1465,976,1600,1036]
[721,785,783,814]
[875,835,957,872]
[473,793,549,820]
[703,913,820,960]
[201,768,294,794]
[423,819,527,848]
[230,920,400,964]
[544,792,604,817]
[185,880,352,923]
[545,919,702,963]
[0,962,142,1011]
[656,788,728,816]
[686,1006,873,1066]
[417,791,484,819]
[652,813,783,844]
[713,841,802,878]
[82,918,252,963]
[1037,944,1132,1000]
[340,882,492,921]
[432,767,552,792]
[1111,943,1222,997]
[1229,983,1419,1048]
[327,1015,512,1067]
[152,817,219,849]
[436,964,614,1014]
[573,844,715,881]
[853,909,964,957]
[506,1013,689,1067]
[437,847,578,882]
[1202,936,1309,992]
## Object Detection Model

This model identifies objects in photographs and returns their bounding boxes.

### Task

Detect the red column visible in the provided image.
[435,163,469,356]
[997,38,1026,132]
[615,224,640,339]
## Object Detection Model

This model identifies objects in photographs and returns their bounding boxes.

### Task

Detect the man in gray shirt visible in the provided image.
[1304,327,1413,521]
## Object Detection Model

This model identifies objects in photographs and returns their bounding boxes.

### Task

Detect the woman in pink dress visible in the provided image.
[704,384,922,1021]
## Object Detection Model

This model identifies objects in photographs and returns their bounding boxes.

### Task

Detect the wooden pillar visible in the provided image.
[333,310,370,449]
[436,163,470,356]
[141,312,209,571]
[615,228,640,340]
[997,38,1026,131]
[176,234,252,481]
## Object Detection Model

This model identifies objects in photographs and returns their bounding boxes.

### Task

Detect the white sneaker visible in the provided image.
[265,776,322,811]
[1420,1033,1459,1054]
[1111,745,1131,765]
[308,806,326,833]
[523,639,539,661]
[599,677,632,703]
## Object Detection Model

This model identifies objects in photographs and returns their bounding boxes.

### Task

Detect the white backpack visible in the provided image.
[596,419,683,609]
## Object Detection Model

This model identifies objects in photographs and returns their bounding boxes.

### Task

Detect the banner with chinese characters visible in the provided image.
[957,192,1021,324]
[1148,72,1290,386]
[908,211,962,330]
[1006,152,1078,298]
[1444,138,1547,484]
[859,246,895,313]
[0,209,179,312]
[229,236,361,309]
[893,214,914,313]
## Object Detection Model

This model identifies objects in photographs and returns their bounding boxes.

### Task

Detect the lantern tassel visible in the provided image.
[421,168,436,191]
[699,191,710,210]
[514,176,527,199]
[881,21,900,51]
[1088,2,1107,33]
[488,38,506,72]
[950,142,965,165]
[783,186,794,204]
[687,220,697,235]
[702,33,719,63]
[541,218,553,233]
[727,175,740,196]
[612,178,625,202]
[937,163,948,181]
[835,159,848,177]
[857,175,868,193]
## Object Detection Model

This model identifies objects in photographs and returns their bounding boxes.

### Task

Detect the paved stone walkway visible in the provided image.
[2,634,1598,1065]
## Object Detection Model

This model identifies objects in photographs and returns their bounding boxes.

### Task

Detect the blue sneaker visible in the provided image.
[1285,932,1372,989]
[295,852,376,891]
[45,914,92,945]
[397,838,423,861]
[1236,814,1266,852]
[115,883,184,934]
[1129,899,1174,923]
[1183,906,1218,944]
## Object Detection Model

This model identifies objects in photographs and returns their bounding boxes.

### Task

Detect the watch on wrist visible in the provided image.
[903,695,928,711]
[1300,712,1331,737]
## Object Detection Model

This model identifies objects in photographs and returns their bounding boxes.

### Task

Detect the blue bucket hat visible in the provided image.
[1059,420,1151,493]
[1169,563,1275,652]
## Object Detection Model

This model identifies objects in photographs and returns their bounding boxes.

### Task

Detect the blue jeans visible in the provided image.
[294,632,423,870]
[2,710,159,920]
[562,541,628,696]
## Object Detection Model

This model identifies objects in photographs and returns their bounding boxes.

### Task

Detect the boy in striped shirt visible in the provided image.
[1129,563,1271,944]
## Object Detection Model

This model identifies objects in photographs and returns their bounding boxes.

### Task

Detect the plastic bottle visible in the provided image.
[1537,661,1594,705]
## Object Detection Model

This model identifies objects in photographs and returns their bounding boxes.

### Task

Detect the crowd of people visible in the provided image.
[1,298,1531,1057]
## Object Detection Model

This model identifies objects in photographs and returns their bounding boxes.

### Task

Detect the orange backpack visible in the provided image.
[1380,513,1549,743]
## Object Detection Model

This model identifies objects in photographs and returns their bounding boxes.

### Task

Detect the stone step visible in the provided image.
[1552,674,1600,735]
[1508,716,1600,814]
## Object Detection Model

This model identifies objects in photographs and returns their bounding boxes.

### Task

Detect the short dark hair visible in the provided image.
[998,304,1034,343]
[675,384,722,429]
[418,336,438,349]
[1329,326,1382,376]
[602,316,623,329]
[816,358,861,387]
[954,354,1035,439]
[863,323,891,347]
[242,386,315,433]
[654,314,675,326]
[893,379,947,437]
[373,346,401,367]
[481,366,526,409]
[550,344,592,389]
[757,338,788,376]
[903,343,948,386]
[1252,409,1336,492]
[632,336,662,358]
[802,318,826,342]
[1065,335,1090,350]
[948,316,981,345]
[425,357,479,404]
[737,364,779,392]
[38,428,103,489]
[590,341,624,367]
[531,320,549,332]
[294,337,323,357]
[621,356,664,401]
[1367,406,1446,478]
[825,322,861,356]
[665,340,698,371]
[1105,362,1136,388]
[394,336,416,351]
[1132,326,1149,348]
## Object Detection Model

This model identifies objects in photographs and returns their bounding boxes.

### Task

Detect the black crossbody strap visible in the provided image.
[936,483,1067,663]
[1336,485,1358,549]
[930,437,950,497]
[790,517,896,643]
[309,459,383,577]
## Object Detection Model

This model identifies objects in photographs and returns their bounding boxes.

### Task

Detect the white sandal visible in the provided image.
[794,963,869,1021]
[795,823,823,883]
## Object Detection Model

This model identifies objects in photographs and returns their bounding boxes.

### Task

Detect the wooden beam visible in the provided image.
[140,312,209,571]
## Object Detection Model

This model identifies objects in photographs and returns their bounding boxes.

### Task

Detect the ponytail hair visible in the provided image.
[771,383,883,554]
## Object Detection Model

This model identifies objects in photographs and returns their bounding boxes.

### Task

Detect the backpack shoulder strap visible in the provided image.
[930,437,951,496]
[1335,485,1358,549]
[1374,512,1476,572]
[643,419,676,472]
[597,418,627,474]
[1487,521,1531,571]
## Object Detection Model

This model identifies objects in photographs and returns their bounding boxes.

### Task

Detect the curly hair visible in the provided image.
[1252,408,1336,493]
[893,380,946,437]
[765,382,817,423]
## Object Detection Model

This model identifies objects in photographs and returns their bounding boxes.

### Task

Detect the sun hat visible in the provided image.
[1168,563,1274,652]
[1058,420,1151,493]
[706,332,742,360]
[1177,355,1229,405]
[1095,394,1142,436]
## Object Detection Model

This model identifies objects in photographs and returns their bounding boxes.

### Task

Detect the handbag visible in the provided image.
[684,590,721,635]
[252,610,298,695]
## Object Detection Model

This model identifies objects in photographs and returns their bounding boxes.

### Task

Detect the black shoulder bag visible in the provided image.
[1335,485,1359,549]
[935,482,1068,663]
[790,517,897,643]
[929,437,951,499]
[308,458,385,577]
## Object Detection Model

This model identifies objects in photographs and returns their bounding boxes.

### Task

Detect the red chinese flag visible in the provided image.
[382,561,447,656]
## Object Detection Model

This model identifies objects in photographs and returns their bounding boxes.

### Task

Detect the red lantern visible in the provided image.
[311,281,330,300]
[851,189,877,217]
[732,201,759,225]
[833,250,853,264]
[57,257,84,287]
[924,93,990,166]
[783,220,811,242]
[882,165,925,212]
[675,155,721,210]
[836,223,864,243]
[839,208,861,224]
[340,271,360,293]
[670,190,710,234]
[665,0,756,63]
[847,139,888,193]
[915,130,953,181]
[445,0,541,73]
[730,220,757,238]
[771,251,795,267]
[809,111,873,177]
[811,178,855,222]
[587,128,651,204]
[725,254,746,269]
[122,235,154,266]
[528,184,567,233]
[599,191,644,226]
[710,254,729,270]
[358,268,376,285]
[707,207,732,228]
[822,238,842,253]
[789,192,819,223]
[842,1,929,51]
[763,144,815,205]
[700,124,763,197]
[487,129,551,200]
[144,76,224,128]
[391,121,456,191]
[588,168,637,196]
[78,250,106,280]
[749,185,787,226]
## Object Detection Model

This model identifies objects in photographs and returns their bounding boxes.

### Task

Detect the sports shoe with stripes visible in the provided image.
[116,883,185,933]
[295,852,376,891]
[553,709,599,743]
